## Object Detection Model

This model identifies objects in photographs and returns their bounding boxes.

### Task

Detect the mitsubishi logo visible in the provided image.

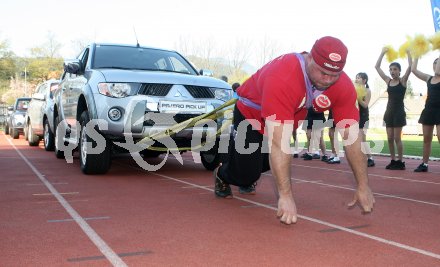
[174,89,187,98]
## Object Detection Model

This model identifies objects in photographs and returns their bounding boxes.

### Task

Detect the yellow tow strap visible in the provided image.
[137,98,237,152]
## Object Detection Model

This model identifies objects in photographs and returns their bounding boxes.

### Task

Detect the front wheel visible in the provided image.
[27,121,40,146]
[79,111,111,174]
[11,128,19,139]
[54,115,65,159]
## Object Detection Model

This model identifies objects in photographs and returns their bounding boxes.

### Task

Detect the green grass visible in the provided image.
[362,134,439,158]
[296,129,440,158]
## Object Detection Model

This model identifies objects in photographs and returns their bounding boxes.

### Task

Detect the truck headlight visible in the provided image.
[98,83,139,98]
[213,88,232,102]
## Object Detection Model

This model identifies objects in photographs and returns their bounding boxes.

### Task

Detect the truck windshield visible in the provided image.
[92,45,197,75]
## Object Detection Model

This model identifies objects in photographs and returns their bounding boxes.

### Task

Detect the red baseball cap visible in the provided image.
[311,36,348,73]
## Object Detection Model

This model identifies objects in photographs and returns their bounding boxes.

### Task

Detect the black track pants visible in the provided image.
[218,106,270,187]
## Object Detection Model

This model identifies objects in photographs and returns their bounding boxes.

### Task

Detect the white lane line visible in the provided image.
[173,156,440,207]
[123,163,440,261]
[5,138,127,267]
[36,199,89,204]
[33,192,79,196]
[152,171,440,260]
[48,216,110,223]
[27,182,68,186]
[291,164,440,185]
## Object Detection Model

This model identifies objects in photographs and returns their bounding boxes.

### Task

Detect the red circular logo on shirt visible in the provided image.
[315,94,331,109]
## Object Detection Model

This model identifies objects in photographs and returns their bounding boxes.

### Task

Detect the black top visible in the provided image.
[386,80,406,110]
[359,103,369,117]
[426,77,440,108]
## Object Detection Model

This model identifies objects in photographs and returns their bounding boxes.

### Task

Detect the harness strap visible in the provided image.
[294,53,317,108]
[238,96,262,110]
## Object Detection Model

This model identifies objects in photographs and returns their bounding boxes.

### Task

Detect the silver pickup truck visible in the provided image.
[54,43,233,174]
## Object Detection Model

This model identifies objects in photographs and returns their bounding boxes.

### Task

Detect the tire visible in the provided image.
[5,123,9,135]
[24,123,28,141]
[79,111,111,174]
[27,122,40,146]
[11,128,19,139]
[54,115,65,159]
[200,139,224,171]
[43,119,55,151]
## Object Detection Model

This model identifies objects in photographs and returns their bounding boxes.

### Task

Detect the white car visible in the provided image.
[25,79,59,150]
[6,97,31,139]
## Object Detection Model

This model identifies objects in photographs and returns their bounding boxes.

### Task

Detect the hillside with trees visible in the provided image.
[0,33,64,104]
[1,33,286,104]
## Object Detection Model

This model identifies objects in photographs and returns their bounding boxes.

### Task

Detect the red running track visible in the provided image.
[0,131,439,266]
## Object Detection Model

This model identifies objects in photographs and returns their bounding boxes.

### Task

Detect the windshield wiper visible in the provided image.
[97,66,135,70]
[138,68,192,75]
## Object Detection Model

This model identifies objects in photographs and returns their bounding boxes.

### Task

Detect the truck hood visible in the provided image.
[97,69,231,89]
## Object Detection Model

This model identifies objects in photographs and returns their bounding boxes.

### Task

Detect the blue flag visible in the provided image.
[431,0,440,31]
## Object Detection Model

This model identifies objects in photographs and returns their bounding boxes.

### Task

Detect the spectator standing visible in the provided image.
[326,110,341,164]
[355,72,375,167]
[232,82,240,99]
[375,48,412,170]
[302,107,328,161]
[411,56,440,172]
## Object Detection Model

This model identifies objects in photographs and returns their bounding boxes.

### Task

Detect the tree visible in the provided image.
[27,57,63,83]
[0,39,17,81]
[405,80,414,98]
[29,32,62,59]
[26,32,64,83]
[174,36,251,84]
[227,39,252,83]
[71,36,93,57]
[0,38,18,103]
[256,36,281,67]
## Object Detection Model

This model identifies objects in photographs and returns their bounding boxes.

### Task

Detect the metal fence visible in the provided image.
[0,104,9,126]
[369,115,424,136]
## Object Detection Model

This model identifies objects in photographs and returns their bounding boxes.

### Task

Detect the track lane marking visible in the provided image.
[148,170,440,260]
[291,164,440,185]
[67,251,151,263]
[173,156,440,207]
[33,192,79,196]
[5,137,127,267]
[151,158,440,260]
[27,182,68,186]
[279,175,440,207]
[48,216,110,223]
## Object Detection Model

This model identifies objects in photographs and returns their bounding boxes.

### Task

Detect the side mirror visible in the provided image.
[64,60,82,74]
[199,69,213,77]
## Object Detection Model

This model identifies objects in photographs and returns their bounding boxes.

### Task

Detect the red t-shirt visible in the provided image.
[236,53,359,134]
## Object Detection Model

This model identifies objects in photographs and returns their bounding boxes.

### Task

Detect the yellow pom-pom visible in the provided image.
[355,84,366,101]
[429,32,440,50]
[410,34,430,58]
[385,45,398,62]
[398,36,412,58]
